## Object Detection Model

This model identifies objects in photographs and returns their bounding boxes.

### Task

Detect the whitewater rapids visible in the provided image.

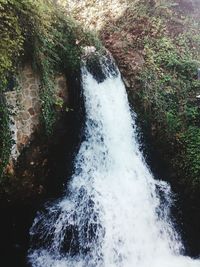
[28,55,200,267]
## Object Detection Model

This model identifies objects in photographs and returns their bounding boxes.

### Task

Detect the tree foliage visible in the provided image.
[132,1,200,192]
[0,0,102,177]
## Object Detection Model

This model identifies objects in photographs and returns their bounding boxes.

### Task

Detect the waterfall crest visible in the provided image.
[28,55,200,267]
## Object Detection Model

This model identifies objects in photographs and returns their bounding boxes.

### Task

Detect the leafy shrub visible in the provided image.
[0,0,102,177]
[130,0,200,190]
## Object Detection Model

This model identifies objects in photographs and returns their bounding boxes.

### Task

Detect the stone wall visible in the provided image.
[4,65,68,160]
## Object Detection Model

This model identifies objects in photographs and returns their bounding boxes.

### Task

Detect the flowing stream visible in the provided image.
[28,54,200,267]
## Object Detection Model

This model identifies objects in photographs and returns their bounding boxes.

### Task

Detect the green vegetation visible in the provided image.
[0,0,200,199]
[100,0,200,194]
[0,96,14,178]
[0,0,102,178]
[129,1,200,193]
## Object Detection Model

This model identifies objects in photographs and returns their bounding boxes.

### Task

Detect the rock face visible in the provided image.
[4,65,68,160]
[1,65,82,202]
[60,0,128,31]
[5,65,40,159]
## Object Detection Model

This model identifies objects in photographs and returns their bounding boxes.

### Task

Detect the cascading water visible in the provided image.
[28,53,200,267]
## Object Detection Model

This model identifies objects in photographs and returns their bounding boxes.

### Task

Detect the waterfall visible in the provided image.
[28,54,200,267]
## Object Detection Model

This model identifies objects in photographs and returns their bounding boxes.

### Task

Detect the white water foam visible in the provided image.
[28,56,200,267]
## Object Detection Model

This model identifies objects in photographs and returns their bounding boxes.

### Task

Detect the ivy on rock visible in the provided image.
[0,0,102,178]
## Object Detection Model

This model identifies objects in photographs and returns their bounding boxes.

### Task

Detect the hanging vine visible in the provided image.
[0,0,103,178]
